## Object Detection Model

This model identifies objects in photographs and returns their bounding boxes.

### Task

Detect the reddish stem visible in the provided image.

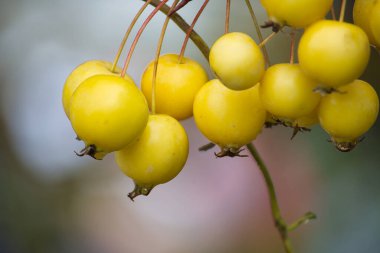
[225,0,231,34]
[120,0,169,77]
[111,0,152,73]
[258,31,277,48]
[151,0,180,114]
[330,5,336,20]
[289,31,295,64]
[168,0,192,16]
[178,0,209,63]
[339,0,346,22]
[244,0,270,67]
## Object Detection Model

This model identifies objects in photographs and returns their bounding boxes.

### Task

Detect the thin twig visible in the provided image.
[225,0,231,34]
[289,30,295,64]
[288,212,317,231]
[144,0,210,59]
[112,0,152,72]
[244,0,270,67]
[151,0,180,114]
[246,143,293,253]
[339,0,346,22]
[259,31,277,48]
[330,5,336,20]
[121,0,169,77]
[168,0,192,15]
[178,0,209,63]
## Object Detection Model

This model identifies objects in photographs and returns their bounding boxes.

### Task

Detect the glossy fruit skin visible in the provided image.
[259,64,320,121]
[193,79,266,151]
[293,107,319,128]
[260,0,333,28]
[353,0,380,48]
[318,79,379,144]
[209,32,265,90]
[353,0,377,45]
[69,75,149,159]
[369,2,380,47]
[141,54,208,120]
[115,114,189,194]
[62,60,133,118]
[298,20,370,88]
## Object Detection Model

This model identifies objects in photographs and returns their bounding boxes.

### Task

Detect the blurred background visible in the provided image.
[1,0,380,252]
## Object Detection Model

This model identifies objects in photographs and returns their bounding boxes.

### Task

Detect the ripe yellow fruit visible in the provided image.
[318,80,379,151]
[141,54,208,120]
[259,63,320,121]
[298,20,370,88]
[209,32,265,90]
[293,107,319,128]
[116,114,189,200]
[69,75,149,159]
[260,0,333,28]
[369,2,380,48]
[193,79,266,156]
[62,60,133,118]
[353,0,380,48]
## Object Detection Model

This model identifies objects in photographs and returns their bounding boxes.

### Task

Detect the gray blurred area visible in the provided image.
[1,0,380,253]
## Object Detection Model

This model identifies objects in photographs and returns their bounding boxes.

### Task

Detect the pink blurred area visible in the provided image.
[52,120,320,253]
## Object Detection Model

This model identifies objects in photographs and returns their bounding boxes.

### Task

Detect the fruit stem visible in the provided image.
[168,0,192,16]
[225,0,231,34]
[258,31,277,48]
[128,183,153,201]
[121,0,169,77]
[111,0,152,73]
[247,143,315,253]
[151,0,180,114]
[246,143,293,253]
[178,0,209,64]
[244,0,270,67]
[289,30,295,64]
[339,0,346,22]
[288,212,317,231]
[198,142,216,151]
[144,0,210,59]
[330,5,336,20]
[74,144,97,159]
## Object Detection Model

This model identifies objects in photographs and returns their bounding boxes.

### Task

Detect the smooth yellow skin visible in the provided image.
[141,54,208,120]
[369,2,380,47]
[209,32,265,90]
[69,75,149,158]
[193,79,266,150]
[293,107,319,128]
[353,0,380,48]
[260,0,333,28]
[62,60,133,118]
[115,114,189,188]
[265,108,318,128]
[298,20,370,88]
[259,64,320,121]
[318,80,379,142]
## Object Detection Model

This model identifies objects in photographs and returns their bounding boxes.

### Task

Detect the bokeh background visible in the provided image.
[1,0,380,252]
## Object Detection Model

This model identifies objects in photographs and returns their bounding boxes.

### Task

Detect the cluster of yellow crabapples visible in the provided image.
[62,0,380,200]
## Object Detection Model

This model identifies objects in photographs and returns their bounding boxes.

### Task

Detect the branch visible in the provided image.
[246,143,293,253]
[246,143,316,253]
[143,0,210,59]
